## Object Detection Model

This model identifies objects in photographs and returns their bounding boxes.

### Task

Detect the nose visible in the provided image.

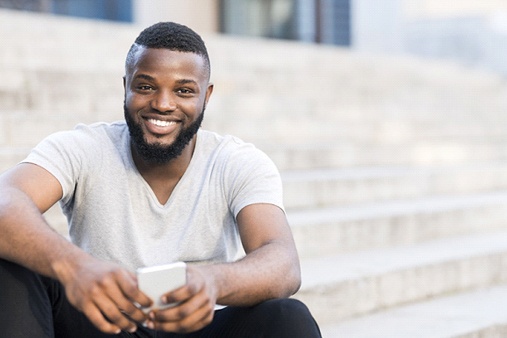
[151,90,176,113]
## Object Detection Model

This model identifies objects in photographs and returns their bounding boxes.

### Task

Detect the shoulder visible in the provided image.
[27,121,129,167]
[197,129,266,158]
[198,129,261,152]
[196,129,279,174]
[196,131,284,216]
[73,120,127,140]
[41,121,127,146]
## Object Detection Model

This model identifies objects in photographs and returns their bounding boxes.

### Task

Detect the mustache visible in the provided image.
[123,102,206,164]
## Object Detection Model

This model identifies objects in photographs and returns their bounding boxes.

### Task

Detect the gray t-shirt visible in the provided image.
[24,121,284,271]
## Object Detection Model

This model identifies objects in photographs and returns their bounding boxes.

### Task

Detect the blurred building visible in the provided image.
[0,0,133,21]
[0,0,352,46]
[2,0,507,73]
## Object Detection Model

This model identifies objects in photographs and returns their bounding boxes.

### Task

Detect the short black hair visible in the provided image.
[125,22,210,77]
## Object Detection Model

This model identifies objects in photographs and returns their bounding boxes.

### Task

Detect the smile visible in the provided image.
[147,119,177,127]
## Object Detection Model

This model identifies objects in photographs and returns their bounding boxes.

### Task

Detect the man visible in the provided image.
[0,22,321,337]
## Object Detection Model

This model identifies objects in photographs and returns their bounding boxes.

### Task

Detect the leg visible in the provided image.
[0,258,132,338]
[187,298,322,338]
[0,258,55,337]
[42,270,173,338]
[47,274,121,338]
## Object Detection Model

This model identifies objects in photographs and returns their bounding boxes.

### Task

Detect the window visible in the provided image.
[0,0,132,22]
[220,0,350,46]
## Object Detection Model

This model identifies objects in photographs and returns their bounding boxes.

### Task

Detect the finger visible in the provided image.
[117,299,149,325]
[89,270,143,327]
[98,269,150,324]
[151,286,212,323]
[117,270,152,308]
[154,287,203,323]
[160,284,195,306]
[81,303,122,335]
[106,280,149,324]
[93,293,138,333]
[150,298,214,333]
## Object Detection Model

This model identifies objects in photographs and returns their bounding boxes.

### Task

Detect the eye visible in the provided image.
[176,88,194,96]
[132,82,155,94]
[137,85,154,91]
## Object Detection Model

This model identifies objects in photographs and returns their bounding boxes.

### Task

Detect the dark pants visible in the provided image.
[0,259,321,338]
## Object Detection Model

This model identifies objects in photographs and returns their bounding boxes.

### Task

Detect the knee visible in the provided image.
[257,298,321,337]
[0,258,32,283]
[0,258,40,285]
[260,298,311,319]
[0,258,52,297]
[0,259,56,337]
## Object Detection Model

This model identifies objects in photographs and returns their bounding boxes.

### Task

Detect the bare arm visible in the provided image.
[207,203,301,304]
[0,163,151,334]
[0,163,70,273]
[149,203,301,332]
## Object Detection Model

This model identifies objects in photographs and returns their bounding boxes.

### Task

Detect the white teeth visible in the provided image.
[148,119,176,127]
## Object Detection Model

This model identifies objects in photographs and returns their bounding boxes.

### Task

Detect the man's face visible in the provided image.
[123,47,213,164]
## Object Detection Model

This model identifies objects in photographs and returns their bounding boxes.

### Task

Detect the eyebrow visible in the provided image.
[133,74,155,81]
[133,74,198,86]
[175,79,198,86]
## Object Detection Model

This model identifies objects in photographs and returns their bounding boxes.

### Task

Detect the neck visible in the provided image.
[131,136,196,180]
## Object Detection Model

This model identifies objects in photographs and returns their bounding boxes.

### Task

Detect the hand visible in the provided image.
[57,255,152,334]
[146,265,217,333]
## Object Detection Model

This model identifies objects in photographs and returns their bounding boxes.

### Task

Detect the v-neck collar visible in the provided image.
[125,130,201,208]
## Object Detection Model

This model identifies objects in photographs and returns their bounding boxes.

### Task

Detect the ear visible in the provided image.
[204,83,214,105]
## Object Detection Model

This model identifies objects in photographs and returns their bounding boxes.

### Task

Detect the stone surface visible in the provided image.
[3,8,507,337]
[321,285,507,338]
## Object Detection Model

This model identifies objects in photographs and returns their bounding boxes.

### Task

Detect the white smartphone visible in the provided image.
[136,261,187,312]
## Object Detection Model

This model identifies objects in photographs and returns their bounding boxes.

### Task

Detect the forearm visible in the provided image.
[0,188,152,334]
[198,240,301,307]
[0,187,86,280]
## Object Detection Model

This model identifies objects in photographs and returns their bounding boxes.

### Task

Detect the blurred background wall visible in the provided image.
[2,0,507,73]
[3,1,507,337]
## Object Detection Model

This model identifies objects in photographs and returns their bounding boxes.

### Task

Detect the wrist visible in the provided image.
[50,246,91,285]
[188,264,221,301]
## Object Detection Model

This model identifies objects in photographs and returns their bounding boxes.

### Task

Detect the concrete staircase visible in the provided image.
[2,9,507,338]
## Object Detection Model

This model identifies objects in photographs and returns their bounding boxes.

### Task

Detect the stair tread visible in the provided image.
[288,190,507,225]
[281,162,507,181]
[299,230,507,288]
[320,284,507,338]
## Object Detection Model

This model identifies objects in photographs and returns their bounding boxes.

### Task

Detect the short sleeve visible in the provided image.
[22,126,101,206]
[222,138,284,217]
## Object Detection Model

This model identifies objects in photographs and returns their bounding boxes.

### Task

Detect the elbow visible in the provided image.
[280,257,301,298]
[267,255,301,299]
[289,261,302,296]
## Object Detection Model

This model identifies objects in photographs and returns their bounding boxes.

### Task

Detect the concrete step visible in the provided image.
[293,231,507,327]
[5,106,507,150]
[289,191,507,258]
[263,141,507,170]
[3,12,507,132]
[44,205,68,238]
[0,147,31,173]
[9,155,507,253]
[205,117,507,146]
[0,111,121,148]
[0,67,124,115]
[5,119,507,171]
[0,9,134,72]
[5,67,507,142]
[210,38,507,119]
[3,66,507,145]
[282,163,507,209]
[320,284,507,338]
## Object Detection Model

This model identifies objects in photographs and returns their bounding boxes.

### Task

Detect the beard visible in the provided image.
[124,103,205,164]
